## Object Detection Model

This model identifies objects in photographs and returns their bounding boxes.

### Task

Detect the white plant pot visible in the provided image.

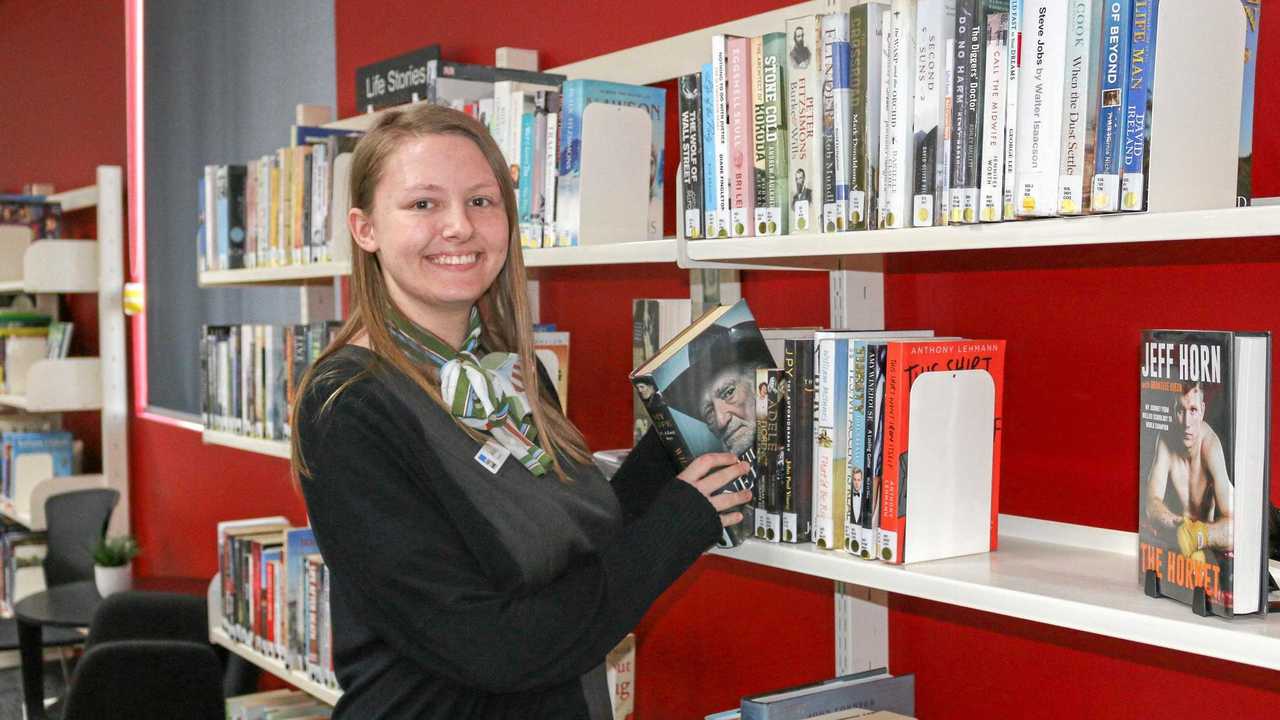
[94,562,132,597]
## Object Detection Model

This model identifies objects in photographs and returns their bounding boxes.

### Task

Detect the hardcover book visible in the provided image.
[1091,0,1131,212]
[851,3,888,230]
[1015,0,1068,217]
[630,299,773,548]
[1120,0,1160,212]
[912,0,956,227]
[1138,329,1271,616]
[631,299,693,445]
[754,367,786,542]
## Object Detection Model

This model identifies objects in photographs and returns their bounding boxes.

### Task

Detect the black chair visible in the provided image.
[0,488,119,677]
[61,639,225,720]
[85,590,207,647]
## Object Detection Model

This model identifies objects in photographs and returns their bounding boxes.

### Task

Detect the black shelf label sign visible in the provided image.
[355,44,441,112]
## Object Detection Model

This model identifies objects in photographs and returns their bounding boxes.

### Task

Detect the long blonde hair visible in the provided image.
[291,104,591,485]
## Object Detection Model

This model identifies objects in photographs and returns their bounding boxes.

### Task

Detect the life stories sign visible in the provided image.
[355,44,441,111]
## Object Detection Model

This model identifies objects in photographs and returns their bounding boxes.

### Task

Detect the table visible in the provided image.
[16,581,98,720]
[15,577,211,720]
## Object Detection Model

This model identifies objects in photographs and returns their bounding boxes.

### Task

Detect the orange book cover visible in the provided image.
[877,339,1005,563]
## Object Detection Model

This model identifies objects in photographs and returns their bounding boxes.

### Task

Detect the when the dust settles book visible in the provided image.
[1138,329,1271,617]
[630,299,774,548]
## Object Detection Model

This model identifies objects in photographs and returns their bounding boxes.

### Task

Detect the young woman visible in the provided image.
[290,104,751,719]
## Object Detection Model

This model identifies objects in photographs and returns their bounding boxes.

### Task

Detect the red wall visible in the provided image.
[9,0,1280,717]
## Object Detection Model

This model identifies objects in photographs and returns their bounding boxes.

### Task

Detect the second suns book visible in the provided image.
[1138,329,1271,617]
[631,299,774,548]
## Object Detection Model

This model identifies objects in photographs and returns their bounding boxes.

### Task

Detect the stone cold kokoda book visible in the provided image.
[1138,329,1271,617]
[630,299,774,548]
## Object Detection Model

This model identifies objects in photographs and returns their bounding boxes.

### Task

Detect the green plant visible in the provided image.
[93,535,140,567]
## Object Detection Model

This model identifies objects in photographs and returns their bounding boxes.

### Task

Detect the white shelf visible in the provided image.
[710,515,1280,672]
[0,358,103,412]
[198,262,351,287]
[0,280,23,293]
[684,205,1280,263]
[47,184,98,213]
[23,240,99,292]
[523,239,677,267]
[210,627,342,706]
[201,430,291,459]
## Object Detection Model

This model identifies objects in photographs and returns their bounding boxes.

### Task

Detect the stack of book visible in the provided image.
[218,518,339,691]
[226,688,332,719]
[201,321,342,441]
[631,299,1007,565]
[198,126,363,273]
[677,0,1221,239]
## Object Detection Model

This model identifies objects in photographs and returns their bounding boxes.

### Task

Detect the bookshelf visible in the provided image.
[198,0,1277,709]
[0,167,129,535]
[207,576,342,705]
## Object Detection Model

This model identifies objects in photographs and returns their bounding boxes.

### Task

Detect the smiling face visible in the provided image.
[350,133,510,344]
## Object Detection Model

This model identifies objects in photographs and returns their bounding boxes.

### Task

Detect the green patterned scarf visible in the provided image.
[385,305,553,477]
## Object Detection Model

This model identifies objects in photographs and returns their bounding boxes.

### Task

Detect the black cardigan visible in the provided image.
[297,346,722,719]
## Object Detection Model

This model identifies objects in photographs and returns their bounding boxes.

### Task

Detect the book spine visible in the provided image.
[293,149,308,264]
[244,159,257,269]
[215,166,230,271]
[782,341,800,542]
[941,38,955,224]
[633,374,694,468]
[829,14,853,232]
[679,72,705,239]
[518,111,537,247]
[844,342,868,555]
[762,32,788,236]
[1003,0,1022,219]
[1091,0,1131,212]
[877,343,908,563]
[712,37,733,238]
[310,144,328,262]
[196,176,207,273]
[555,80,581,247]
[881,0,916,229]
[1015,0,1068,217]
[819,16,838,232]
[794,339,816,543]
[753,367,772,540]
[728,36,756,236]
[814,338,836,549]
[752,36,770,236]
[765,368,784,542]
[849,5,880,230]
[542,100,560,248]
[1057,0,1095,215]
[785,17,822,233]
[953,0,986,224]
[1120,0,1159,211]
[979,11,1010,221]
[912,0,953,227]
[860,343,885,559]
[301,151,313,263]
[701,64,721,237]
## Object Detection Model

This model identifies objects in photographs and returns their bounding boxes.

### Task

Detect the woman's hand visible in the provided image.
[677,453,753,528]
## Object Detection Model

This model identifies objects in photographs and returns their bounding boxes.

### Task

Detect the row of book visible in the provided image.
[200,321,342,440]
[226,688,332,719]
[631,299,1006,564]
[707,668,915,720]
[679,0,1178,240]
[197,126,362,273]
[0,194,63,241]
[218,518,338,692]
[486,78,666,249]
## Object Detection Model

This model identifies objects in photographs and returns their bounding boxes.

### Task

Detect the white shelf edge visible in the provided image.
[47,184,98,212]
[198,262,351,287]
[0,280,24,293]
[210,627,341,706]
[201,430,291,459]
[0,498,31,529]
[685,206,1280,262]
[523,239,677,267]
[710,516,1280,672]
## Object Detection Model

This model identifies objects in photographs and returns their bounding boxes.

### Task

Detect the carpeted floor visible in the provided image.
[0,661,70,720]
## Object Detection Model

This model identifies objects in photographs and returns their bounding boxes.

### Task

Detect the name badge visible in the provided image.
[475,439,510,474]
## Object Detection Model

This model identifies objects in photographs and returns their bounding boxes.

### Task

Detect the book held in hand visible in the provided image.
[1138,329,1271,617]
[630,299,774,548]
